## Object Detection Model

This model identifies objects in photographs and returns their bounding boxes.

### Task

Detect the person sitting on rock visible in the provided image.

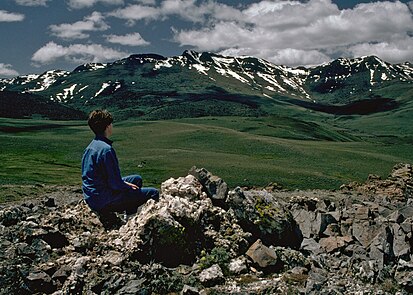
[81,109,159,223]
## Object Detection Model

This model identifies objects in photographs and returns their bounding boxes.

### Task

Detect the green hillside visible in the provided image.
[1,115,412,203]
[1,53,412,203]
[2,52,411,122]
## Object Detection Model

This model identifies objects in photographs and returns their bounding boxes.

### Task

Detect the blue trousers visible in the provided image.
[101,175,159,215]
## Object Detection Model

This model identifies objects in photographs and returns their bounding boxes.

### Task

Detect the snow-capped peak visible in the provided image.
[24,70,69,93]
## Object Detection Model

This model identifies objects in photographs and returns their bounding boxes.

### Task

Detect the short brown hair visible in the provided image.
[87,109,113,135]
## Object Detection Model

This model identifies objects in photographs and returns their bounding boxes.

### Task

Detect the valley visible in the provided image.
[0,114,411,203]
[0,51,412,203]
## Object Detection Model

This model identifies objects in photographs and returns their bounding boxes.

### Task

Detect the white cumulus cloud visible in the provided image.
[109,0,242,24]
[346,37,413,64]
[14,0,50,6]
[160,0,208,23]
[242,0,339,29]
[267,49,332,67]
[0,63,19,77]
[67,0,124,9]
[25,0,413,67]
[108,5,161,25]
[105,32,150,46]
[31,42,128,66]
[220,47,331,67]
[170,0,413,66]
[49,12,109,40]
[0,10,25,22]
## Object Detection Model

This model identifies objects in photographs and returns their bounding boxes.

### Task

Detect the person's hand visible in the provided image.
[125,181,139,190]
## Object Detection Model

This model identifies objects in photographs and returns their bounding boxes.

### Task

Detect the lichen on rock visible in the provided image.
[1,163,413,294]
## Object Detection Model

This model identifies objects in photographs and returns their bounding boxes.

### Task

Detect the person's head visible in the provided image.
[87,109,113,136]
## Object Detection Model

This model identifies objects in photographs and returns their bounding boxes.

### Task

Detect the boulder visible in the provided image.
[319,236,352,253]
[352,220,383,248]
[114,196,208,267]
[305,268,328,292]
[318,213,339,235]
[344,163,413,202]
[300,238,322,255]
[394,259,413,292]
[161,174,205,201]
[39,230,69,249]
[199,264,225,287]
[0,206,27,226]
[25,270,55,294]
[189,166,228,205]
[357,260,377,284]
[368,226,394,269]
[181,284,200,295]
[52,265,71,284]
[293,208,341,239]
[322,223,341,237]
[228,257,248,275]
[246,239,279,271]
[1,164,413,294]
[392,223,411,258]
[115,279,146,295]
[292,209,318,238]
[272,246,310,271]
[227,188,302,249]
[113,192,249,267]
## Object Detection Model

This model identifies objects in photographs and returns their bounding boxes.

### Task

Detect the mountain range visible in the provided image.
[0,50,412,120]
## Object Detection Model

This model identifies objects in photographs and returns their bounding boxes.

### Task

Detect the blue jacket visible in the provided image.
[81,135,129,211]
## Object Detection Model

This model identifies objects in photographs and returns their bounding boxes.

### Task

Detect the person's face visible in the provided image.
[105,123,113,137]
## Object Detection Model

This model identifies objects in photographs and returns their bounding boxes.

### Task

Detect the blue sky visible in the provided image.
[0,0,412,77]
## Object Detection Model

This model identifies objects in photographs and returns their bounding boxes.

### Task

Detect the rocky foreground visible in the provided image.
[1,164,413,294]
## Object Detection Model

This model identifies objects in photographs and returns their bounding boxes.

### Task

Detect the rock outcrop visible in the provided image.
[0,164,412,294]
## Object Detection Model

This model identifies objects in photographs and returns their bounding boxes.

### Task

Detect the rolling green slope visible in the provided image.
[1,116,411,203]
[1,53,412,203]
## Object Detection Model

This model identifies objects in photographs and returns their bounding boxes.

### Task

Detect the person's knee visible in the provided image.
[142,187,159,201]
[151,188,160,201]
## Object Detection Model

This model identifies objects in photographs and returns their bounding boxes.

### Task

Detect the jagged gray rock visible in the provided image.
[227,187,303,249]
[0,163,413,294]
[189,166,228,204]
[181,284,200,295]
[161,174,205,201]
[199,264,224,287]
[228,257,248,275]
[246,239,278,268]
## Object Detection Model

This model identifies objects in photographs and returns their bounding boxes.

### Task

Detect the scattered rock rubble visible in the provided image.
[1,164,413,294]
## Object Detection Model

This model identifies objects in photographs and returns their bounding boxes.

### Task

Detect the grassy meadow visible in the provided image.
[1,114,412,203]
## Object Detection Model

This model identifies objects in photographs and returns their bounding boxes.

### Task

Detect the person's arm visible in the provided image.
[124,181,139,190]
[102,148,130,191]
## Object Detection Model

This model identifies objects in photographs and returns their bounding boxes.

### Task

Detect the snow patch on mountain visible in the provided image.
[25,71,68,93]
[78,85,89,92]
[95,83,110,97]
[216,67,250,84]
[113,81,122,93]
[284,68,309,76]
[88,63,106,71]
[191,64,209,75]
[0,74,40,87]
[154,60,173,70]
[211,56,251,84]
[54,84,77,102]
[1,52,412,108]
[257,73,287,93]
[20,74,39,85]
[369,69,376,86]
